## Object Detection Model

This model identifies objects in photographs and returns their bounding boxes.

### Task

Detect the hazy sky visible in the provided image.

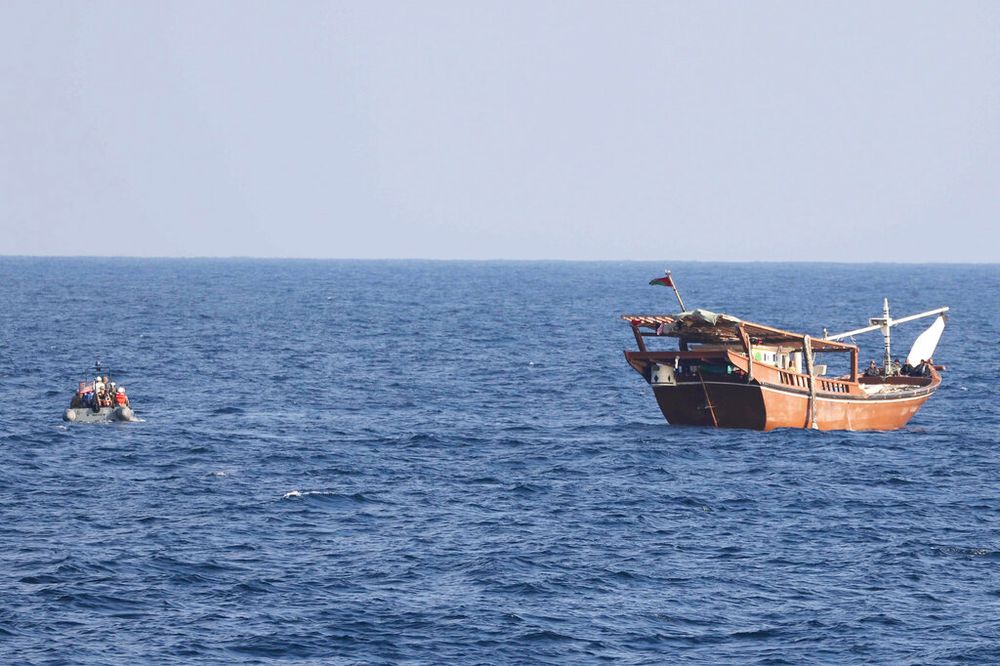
[1,2,997,261]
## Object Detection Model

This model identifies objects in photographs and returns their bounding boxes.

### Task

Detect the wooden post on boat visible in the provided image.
[667,271,686,312]
[630,322,647,352]
[803,335,818,429]
[738,324,754,381]
[649,271,687,311]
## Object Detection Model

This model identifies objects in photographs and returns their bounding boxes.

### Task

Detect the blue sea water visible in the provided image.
[1,258,999,664]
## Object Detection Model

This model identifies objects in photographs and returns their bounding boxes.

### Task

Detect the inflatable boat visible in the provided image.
[63,361,137,424]
[64,405,137,423]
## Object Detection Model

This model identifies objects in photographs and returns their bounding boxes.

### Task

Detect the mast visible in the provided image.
[825,303,949,373]
[879,298,891,371]
[667,270,685,311]
[839,298,893,370]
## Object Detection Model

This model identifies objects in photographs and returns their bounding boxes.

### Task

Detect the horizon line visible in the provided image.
[1,254,998,266]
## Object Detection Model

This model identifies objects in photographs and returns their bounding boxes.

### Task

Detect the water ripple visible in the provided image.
[1,259,998,663]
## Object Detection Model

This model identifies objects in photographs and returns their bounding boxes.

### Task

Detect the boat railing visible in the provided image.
[778,370,852,393]
[778,370,808,389]
[818,378,851,394]
[858,374,935,387]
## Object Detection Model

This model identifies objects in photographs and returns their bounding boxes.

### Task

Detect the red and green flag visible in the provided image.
[649,271,686,310]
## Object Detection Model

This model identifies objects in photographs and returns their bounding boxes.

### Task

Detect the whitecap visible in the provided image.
[281,489,344,501]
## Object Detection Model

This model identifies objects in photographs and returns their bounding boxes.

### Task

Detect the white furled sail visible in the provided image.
[906,315,946,367]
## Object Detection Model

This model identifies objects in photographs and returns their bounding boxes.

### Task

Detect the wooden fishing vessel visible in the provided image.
[623,274,948,431]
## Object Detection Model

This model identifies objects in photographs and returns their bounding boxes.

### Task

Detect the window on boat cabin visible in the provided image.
[751,349,779,366]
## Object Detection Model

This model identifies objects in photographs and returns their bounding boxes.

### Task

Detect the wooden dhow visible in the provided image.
[624,274,947,431]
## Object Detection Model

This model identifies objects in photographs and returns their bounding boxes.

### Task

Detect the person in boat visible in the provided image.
[100,376,114,407]
[890,359,902,376]
[96,387,113,408]
[864,360,880,377]
[115,386,129,408]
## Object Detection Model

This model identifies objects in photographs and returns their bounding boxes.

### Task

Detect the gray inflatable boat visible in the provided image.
[64,361,137,424]
[63,406,137,423]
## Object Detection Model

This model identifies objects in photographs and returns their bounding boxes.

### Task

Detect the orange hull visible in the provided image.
[626,350,940,432]
[651,380,934,431]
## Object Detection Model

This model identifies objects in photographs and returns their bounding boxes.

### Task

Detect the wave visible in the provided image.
[281,490,379,504]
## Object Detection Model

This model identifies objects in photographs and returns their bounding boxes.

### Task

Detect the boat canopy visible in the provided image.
[621,309,855,352]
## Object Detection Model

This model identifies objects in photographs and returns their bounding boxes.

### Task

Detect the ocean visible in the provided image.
[1,258,999,663]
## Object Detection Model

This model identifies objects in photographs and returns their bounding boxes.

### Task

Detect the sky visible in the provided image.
[1,1,998,261]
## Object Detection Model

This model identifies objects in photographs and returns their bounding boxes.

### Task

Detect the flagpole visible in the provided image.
[667,271,686,311]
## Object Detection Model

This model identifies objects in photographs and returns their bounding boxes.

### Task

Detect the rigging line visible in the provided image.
[696,369,719,428]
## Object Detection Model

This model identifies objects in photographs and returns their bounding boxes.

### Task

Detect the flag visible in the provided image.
[649,275,673,287]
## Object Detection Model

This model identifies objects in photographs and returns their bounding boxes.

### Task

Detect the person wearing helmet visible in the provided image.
[115,386,129,407]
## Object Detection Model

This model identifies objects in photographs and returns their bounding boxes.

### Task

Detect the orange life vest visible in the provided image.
[115,392,127,406]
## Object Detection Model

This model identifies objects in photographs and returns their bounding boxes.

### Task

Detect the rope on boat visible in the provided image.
[803,335,819,430]
[696,368,719,428]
